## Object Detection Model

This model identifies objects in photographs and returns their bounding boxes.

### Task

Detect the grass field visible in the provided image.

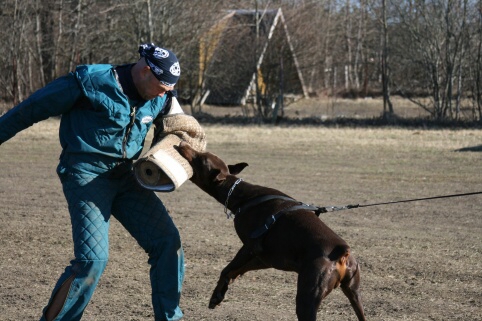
[0,118,481,320]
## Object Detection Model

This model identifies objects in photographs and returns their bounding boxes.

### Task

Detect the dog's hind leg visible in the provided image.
[340,257,366,321]
[295,258,335,321]
[209,244,270,309]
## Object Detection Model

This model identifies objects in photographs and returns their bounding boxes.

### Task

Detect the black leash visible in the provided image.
[231,190,482,239]
[321,191,482,212]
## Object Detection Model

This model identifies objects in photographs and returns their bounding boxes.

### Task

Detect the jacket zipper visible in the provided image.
[122,105,137,159]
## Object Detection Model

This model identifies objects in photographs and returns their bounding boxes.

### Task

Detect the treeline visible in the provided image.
[1,0,481,121]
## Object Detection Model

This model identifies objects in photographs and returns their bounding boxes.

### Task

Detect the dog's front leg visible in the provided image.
[209,244,270,308]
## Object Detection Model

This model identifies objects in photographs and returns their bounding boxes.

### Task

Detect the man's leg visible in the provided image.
[41,173,114,321]
[112,173,184,321]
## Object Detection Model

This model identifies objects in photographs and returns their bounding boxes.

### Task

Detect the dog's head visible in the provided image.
[176,142,248,192]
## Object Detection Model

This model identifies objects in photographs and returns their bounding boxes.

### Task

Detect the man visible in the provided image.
[0,43,186,320]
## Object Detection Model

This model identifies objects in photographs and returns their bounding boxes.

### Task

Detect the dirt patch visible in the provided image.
[0,119,481,320]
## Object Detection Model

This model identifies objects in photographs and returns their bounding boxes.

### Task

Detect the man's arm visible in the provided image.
[0,73,82,143]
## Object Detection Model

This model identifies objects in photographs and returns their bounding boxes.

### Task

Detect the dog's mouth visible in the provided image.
[175,142,195,163]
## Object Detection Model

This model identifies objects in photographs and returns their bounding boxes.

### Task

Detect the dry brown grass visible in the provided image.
[0,119,481,320]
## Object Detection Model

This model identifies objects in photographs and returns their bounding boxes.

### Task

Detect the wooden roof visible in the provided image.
[200,8,307,105]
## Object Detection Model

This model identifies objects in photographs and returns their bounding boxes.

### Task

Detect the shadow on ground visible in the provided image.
[455,145,482,152]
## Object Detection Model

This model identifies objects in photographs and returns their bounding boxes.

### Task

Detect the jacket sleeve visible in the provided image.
[0,73,82,143]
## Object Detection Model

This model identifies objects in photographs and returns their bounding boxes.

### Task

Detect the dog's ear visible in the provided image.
[228,163,248,175]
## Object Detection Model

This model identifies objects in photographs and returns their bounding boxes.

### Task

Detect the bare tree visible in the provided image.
[3,0,35,104]
[392,0,473,120]
[52,0,65,80]
[381,0,394,117]
[473,1,482,120]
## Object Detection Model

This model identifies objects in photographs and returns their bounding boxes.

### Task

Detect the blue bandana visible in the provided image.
[138,43,180,87]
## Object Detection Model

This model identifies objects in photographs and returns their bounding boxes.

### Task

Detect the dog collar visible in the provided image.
[224,178,243,219]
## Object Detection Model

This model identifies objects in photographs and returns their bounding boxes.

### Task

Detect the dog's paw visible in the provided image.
[208,293,224,309]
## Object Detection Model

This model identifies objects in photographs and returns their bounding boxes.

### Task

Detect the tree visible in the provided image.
[381,0,394,117]
[392,0,473,120]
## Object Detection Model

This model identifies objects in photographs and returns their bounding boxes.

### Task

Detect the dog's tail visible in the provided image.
[328,244,350,261]
[329,244,351,288]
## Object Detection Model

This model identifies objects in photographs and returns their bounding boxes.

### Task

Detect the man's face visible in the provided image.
[137,67,174,100]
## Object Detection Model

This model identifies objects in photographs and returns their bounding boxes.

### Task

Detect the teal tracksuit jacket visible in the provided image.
[0,64,167,170]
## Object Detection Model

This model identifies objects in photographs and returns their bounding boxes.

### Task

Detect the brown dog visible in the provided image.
[177,142,366,321]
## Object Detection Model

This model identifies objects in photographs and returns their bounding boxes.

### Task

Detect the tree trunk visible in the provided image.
[381,0,394,117]
[69,0,83,72]
[323,1,333,91]
[146,0,153,43]
[52,0,64,80]
[254,0,263,118]
[476,1,482,120]
[11,0,24,104]
[344,0,353,90]
[35,0,46,88]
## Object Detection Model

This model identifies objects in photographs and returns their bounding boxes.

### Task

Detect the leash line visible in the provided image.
[226,190,480,239]
[323,191,482,212]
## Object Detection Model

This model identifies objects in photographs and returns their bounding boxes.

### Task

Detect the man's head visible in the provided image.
[138,43,180,87]
[132,43,180,100]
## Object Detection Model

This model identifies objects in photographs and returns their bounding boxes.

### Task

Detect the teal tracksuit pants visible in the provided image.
[40,162,184,320]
